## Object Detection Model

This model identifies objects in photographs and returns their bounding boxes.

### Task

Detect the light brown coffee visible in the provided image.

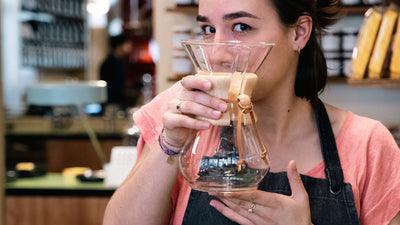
[196,72,258,126]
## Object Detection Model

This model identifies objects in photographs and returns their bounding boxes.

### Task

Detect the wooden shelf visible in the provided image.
[327,76,347,83]
[168,5,371,15]
[168,76,400,88]
[167,5,198,14]
[347,78,400,87]
[342,6,371,15]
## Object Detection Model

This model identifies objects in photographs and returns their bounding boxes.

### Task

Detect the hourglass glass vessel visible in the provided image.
[179,39,274,192]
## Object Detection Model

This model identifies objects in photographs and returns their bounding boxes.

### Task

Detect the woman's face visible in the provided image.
[198,0,299,101]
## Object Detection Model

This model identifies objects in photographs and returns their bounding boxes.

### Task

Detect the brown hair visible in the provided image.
[269,0,343,102]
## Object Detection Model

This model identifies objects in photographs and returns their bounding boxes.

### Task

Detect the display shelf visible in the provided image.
[20,0,87,72]
[347,78,400,87]
[167,5,198,14]
[327,76,347,83]
[21,8,85,21]
[167,5,372,15]
[343,6,371,15]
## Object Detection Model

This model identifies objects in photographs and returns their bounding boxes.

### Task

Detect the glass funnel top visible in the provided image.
[181,39,274,74]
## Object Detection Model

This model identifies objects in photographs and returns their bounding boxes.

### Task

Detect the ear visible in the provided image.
[292,15,312,52]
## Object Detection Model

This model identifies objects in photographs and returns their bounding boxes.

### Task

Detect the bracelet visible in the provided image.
[158,129,182,156]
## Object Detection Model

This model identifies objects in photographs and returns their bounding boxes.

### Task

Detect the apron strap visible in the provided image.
[312,99,344,194]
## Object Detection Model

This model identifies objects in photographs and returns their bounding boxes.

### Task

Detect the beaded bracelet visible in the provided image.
[158,129,182,156]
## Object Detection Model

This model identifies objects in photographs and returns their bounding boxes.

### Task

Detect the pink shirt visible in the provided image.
[133,83,400,225]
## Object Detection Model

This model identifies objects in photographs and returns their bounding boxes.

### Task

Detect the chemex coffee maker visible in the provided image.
[179,39,274,192]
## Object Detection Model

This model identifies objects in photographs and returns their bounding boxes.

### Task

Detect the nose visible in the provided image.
[213,30,232,42]
[206,31,235,73]
[208,45,235,73]
[207,44,250,74]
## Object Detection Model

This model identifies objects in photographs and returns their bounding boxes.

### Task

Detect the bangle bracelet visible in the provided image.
[158,129,182,156]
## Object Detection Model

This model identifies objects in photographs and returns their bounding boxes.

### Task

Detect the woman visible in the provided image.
[103,0,400,224]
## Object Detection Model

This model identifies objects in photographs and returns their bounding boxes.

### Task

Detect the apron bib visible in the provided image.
[182,99,360,225]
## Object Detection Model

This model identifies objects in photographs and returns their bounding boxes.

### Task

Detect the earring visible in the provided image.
[296,47,301,55]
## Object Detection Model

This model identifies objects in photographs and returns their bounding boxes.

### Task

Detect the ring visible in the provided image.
[176,101,183,113]
[180,77,185,86]
[248,202,256,213]
[248,193,256,213]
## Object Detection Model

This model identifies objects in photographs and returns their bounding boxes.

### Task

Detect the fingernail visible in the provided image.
[209,201,216,208]
[212,110,221,118]
[203,81,211,90]
[200,122,210,129]
[218,102,227,112]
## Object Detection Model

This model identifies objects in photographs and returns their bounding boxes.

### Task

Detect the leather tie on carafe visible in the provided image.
[227,73,269,172]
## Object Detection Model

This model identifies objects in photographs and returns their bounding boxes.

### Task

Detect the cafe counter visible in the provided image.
[5,173,116,225]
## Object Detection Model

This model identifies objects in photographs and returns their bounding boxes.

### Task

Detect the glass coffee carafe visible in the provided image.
[179,39,274,192]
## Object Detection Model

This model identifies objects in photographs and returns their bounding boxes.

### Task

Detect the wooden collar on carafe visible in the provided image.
[227,74,269,172]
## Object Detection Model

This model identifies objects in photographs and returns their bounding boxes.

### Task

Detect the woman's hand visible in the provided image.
[209,160,312,225]
[162,75,228,147]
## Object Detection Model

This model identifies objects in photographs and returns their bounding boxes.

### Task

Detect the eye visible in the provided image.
[202,25,216,35]
[233,23,252,32]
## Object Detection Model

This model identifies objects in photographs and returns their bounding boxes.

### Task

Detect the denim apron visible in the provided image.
[182,99,360,225]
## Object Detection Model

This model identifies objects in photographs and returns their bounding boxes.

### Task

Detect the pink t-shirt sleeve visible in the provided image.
[356,122,400,224]
[132,82,183,152]
[336,113,400,224]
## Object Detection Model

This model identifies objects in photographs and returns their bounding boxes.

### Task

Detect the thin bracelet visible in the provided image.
[158,129,182,156]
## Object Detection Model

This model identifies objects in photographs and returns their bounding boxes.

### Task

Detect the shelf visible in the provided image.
[342,6,371,15]
[327,76,347,83]
[5,116,129,135]
[21,7,85,21]
[168,76,400,88]
[167,5,198,14]
[167,5,372,15]
[347,78,400,87]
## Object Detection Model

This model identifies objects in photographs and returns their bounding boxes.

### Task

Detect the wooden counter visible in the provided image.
[5,173,115,225]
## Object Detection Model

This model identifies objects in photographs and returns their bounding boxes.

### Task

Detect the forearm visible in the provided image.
[389,212,400,225]
[103,142,180,225]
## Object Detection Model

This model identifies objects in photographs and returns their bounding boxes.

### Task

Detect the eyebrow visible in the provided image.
[196,11,259,22]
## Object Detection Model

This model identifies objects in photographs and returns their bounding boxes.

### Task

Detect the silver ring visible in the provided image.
[248,193,256,213]
[180,77,185,86]
[248,202,256,213]
[176,100,183,113]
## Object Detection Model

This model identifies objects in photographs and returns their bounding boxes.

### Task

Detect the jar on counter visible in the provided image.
[321,29,341,52]
[174,0,192,6]
[342,27,359,52]
[342,51,353,77]
[325,52,342,77]
[173,50,193,80]
[342,0,361,5]
[363,0,381,5]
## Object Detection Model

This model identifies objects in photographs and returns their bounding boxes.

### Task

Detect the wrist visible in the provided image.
[158,129,183,156]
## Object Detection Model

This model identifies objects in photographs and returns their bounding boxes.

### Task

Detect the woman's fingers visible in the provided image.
[172,98,224,119]
[208,161,312,225]
[210,191,279,208]
[163,112,210,130]
[209,200,254,225]
[180,75,212,91]
[180,89,227,113]
[287,160,308,202]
